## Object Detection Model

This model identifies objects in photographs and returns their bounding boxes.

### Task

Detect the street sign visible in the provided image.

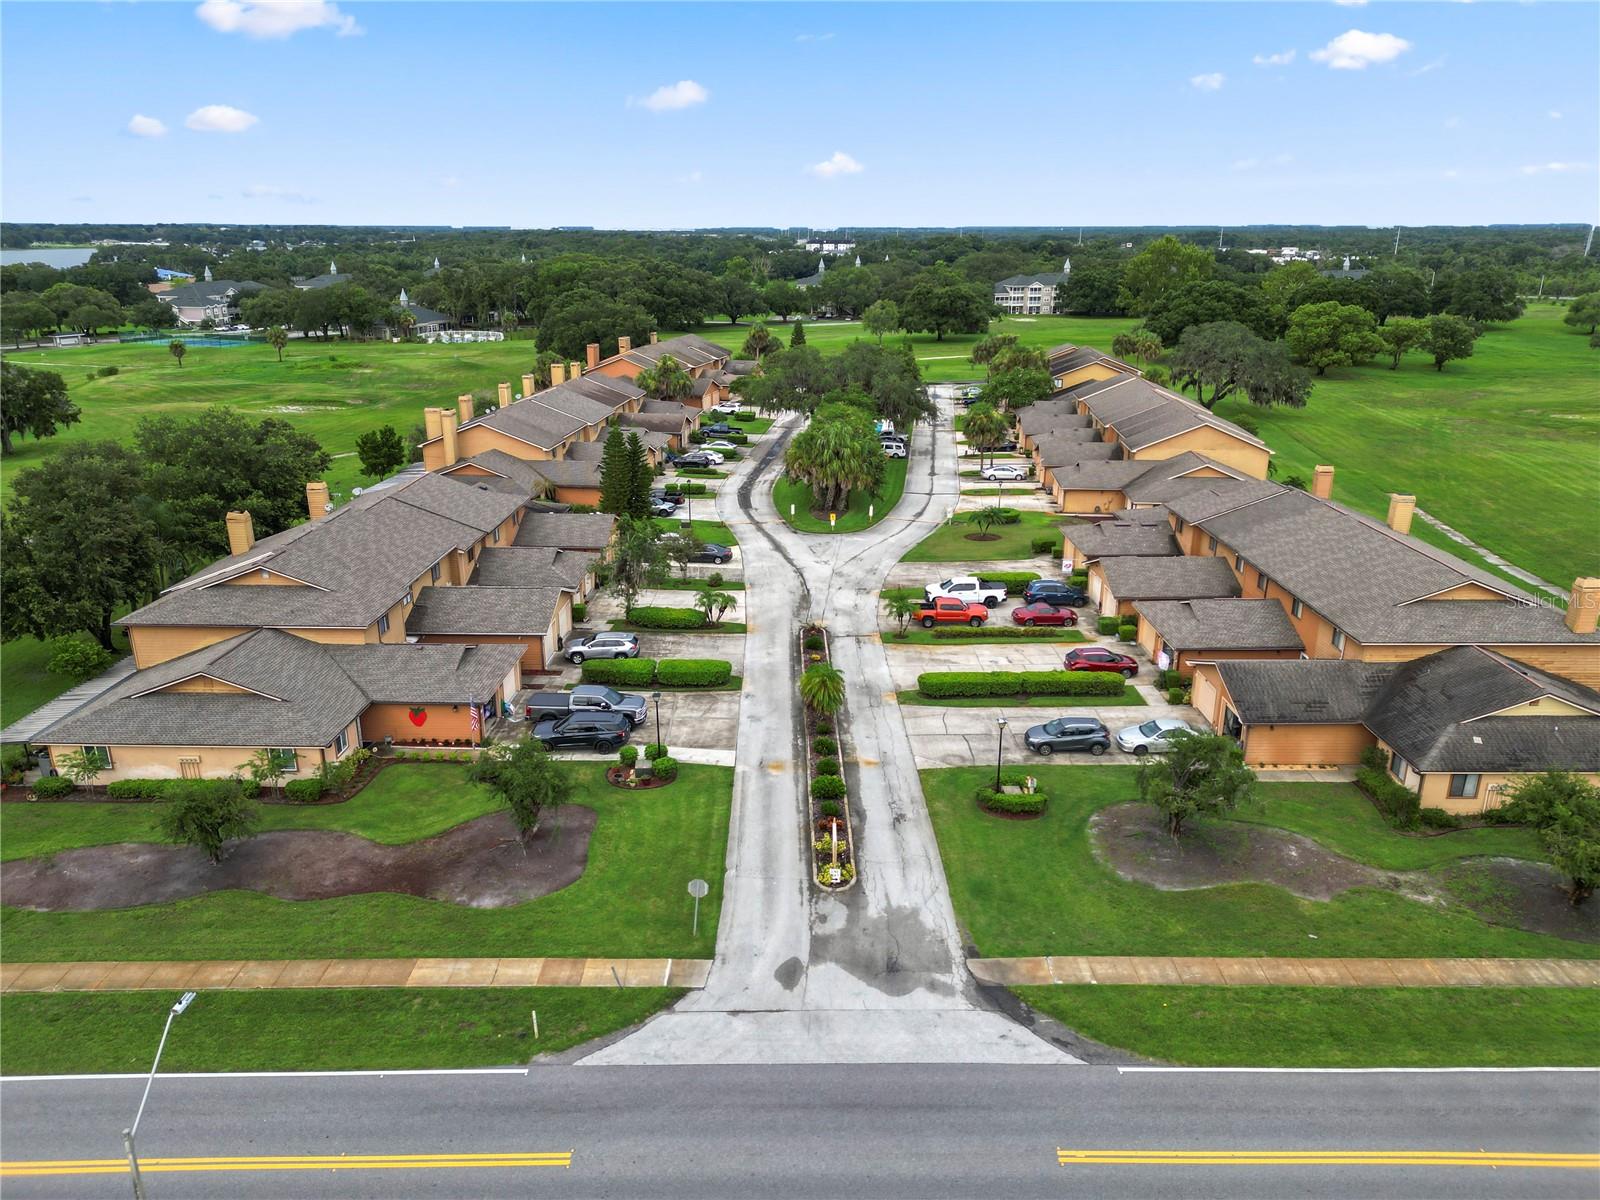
[688,878,709,936]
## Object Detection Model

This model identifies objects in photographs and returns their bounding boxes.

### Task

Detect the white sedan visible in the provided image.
[703,439,739,451]
[981,464,1029,481]
[1116,718,1200,756]
[695,448,726,465]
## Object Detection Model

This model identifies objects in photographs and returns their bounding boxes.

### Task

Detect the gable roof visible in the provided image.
[1036,439,1122,465]
[159,279,266,307]
[996,272,1068,287]
[1214,658,1397,725]
[1081,378,1270,454]
[1135,598,1304,652]
[407,584,568,637]
[1098,555,1241,602]
[1065,520,1181,562]
[474,546,596,591]
[512,512,617,551]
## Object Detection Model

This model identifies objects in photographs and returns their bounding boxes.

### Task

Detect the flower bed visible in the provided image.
[975,767,1049,818]
[800,623,856,890]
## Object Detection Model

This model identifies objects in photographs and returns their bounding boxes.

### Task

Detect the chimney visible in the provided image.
[1311,465,1334,500]
[305,481,331,521]
[225,510,255,556]
[1385,493,1416,536]
[550,361,566,386]
[440,409,458,467]
[522,372,536,398]
[568,360,581,381]
[457,394,474,425]
[649,330,658,345]
[618,335,632,353]
[423,406,444,441]
[1566,578,1600,636]
[496,382,511,410]
[586,343,601,370]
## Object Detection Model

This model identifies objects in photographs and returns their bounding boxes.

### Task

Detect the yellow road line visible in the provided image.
[1,1151,571,1178]
[1057,1149,1599,1170]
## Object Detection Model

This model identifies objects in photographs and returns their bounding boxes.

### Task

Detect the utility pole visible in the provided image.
[1585,224,1596,257]
[1393,226,1402,257]
[1217,226,1224,251]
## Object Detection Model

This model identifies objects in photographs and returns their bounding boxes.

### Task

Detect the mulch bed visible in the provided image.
[605,767,671,790]
[3,808,595,912]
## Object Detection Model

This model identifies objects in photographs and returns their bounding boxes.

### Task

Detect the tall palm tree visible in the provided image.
[961,401,1010,470]
[636,353,693,403]
[882,594,921,636]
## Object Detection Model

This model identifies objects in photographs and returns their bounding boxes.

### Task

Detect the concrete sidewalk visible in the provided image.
[1,957,712,994]
[970,955,1600,988]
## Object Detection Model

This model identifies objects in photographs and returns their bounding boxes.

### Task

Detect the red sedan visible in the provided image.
[1011,601,1078,627]
[1063,646,1139,678]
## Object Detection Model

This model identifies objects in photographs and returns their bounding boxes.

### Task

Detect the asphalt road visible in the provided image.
[4,1065,1596,1199]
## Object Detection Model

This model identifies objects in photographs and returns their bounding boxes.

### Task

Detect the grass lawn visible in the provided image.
[773,455,908,533]
[922,764,1593,961]
[609,619,747,634]
[647,578,744,591]
[0,987,682,1074]
[1,630,131,731]
[902,511,1064,562]
[1016,986,1600,1068]
[897,687,1142,707]
[0,762,503,861]
[882,627,1086,646]
[730,415,774,434]
[1,762,732,962]
[652,516,735,545]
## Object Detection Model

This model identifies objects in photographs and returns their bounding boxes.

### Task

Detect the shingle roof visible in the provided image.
[1047,345,1135,376]
[1135,599,1304,652]
[1214,659,1397,724]
[565,375,644,410]
[1081,379,1269,453]
[1046,460,1161,492]
[434,382,613,452]
[1064,521,1181,562]
[1018,404,1094,435]
[443,450,552,497]
[996,272,1068,287]
[159,279,266,307]
[1098,555,1241,602]
[527,459,602,488]
[474,547,595,591]
[1036,439,1122,465]
[1137,470,1275,512]
[1056,374,1135,401]
[620,412,689,436]
[407,585,567,636]
[512,512,616,551]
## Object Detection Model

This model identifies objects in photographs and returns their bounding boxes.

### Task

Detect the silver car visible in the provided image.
[564,632,640,664]
[1116,718,1199,756]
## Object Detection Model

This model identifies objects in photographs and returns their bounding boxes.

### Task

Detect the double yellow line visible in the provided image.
[1,1151,572,1178]
[1058,1148,1600,1170]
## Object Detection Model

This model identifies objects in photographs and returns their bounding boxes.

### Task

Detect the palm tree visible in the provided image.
[800,662,846,714]
[961,401,1010,470]
[267,325,289,362]
[636,353,693,403]
[740,324,779,362]
[1111,331,1140,363]
[882,594,921,636]
[967,506,1004,540]
[1133,330,1164,365]
[168,339,186,368]
[693,589,737,626]
[970,333,1018,378]
[782,406,885,515]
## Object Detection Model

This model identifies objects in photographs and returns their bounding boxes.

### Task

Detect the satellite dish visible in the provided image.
[351,487,364,496]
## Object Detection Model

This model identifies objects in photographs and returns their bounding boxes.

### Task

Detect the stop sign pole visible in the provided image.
[688,878,709,937]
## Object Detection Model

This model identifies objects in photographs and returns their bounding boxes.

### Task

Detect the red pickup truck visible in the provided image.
[916,597,988,628]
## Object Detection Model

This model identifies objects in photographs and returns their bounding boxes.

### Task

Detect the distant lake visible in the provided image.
[1,247,97,268]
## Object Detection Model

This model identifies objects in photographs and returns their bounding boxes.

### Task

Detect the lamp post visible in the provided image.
[123,991,196,1200]
[994,715,1008,790]
[652,690,662,753]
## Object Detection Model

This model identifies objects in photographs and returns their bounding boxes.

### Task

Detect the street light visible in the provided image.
[994,715,1008,790]
[124,991,196,1200]
[652,690,662,753]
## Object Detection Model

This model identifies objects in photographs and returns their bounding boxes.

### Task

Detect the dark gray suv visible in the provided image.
[1024,717,1111,756]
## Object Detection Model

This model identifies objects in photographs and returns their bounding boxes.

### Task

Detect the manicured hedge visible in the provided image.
[571,602,588,622]
[812,735,838,756]
[645,742,669,761]
[649,755,679,782]
[1118,624,1139,642]
[1068,571,1088,587]
[810,774,846,800]
[1096,616,1122,635]
[663,481,711,496]
[677,468,725,479]
[980,571,1042,595]
[655,658,733,687]
[929,627,1081,641]
[1356,765,1422,830]
[32,776,74,798]
[975,786,1047,815]
[917,670,1127,699]
[814,757,841,776]
[283,778,324,804]
[107,778,176,798]
[1030,536,1061,555]
[581,658,658,686]
[624,606,707,629]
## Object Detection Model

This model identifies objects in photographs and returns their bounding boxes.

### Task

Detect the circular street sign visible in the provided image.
[687,879,709,899]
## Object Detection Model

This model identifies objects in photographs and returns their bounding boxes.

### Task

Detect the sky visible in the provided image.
[2,1,1596,229]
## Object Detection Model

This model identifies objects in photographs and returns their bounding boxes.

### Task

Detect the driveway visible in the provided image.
[901,695,1203,769]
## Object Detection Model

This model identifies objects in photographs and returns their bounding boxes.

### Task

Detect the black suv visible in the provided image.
[702,422,736,435]
[1023,579,1088,607]
[1024,717,1111,756]
[532,711,634,752]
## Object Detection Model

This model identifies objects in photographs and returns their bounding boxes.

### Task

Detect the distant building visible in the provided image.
[154,267,193,281]
[390,288,453,338]
[994,260,1070,315]
[155,266,266,326]
[794,256,828,289]
[293,261,353,290]
[1322,255,1370,280]
[800,236,855,254]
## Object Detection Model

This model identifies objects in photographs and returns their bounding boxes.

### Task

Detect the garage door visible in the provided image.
[1191,672,1218,727]
[1088,572,1102,604]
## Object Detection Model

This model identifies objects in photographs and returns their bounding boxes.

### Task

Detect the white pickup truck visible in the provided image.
[923,575,1009,608]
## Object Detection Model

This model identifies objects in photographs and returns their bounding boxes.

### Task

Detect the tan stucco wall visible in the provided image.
[1056,487,1129,515]
[1416,769,1600,815]
[1127,427,1270,480]
[42,720,359,784]
[155,675,257,695]
[553,485,603,507]
[1241,722,1374,768]
[218,568,312,587]
[417,632,542,672]
[128,625,251,668]
[1055,363,1123,390]
[423,427,557,471]
[361,701,485,746]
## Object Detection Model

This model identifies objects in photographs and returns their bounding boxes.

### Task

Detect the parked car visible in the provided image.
[916,597,988,627]
[1063,646,1140,679]
[650,499,679,517]
[981,464,1028,482]
[564,632,640,664]
[1116,718,1199,756]
[883,441,908,459]
[1024,717,1111,757]
[692,449,725,465]
[703,422,736,435]
[532,710,635,752]
[661,534,734,564]
[924,576,1009,607]
[1023,580,1088,607]
[1010,601,1077,627]
[703,439,739,451]
[524,684,648,725]
[712,401,741,414]
[677,452,716,469]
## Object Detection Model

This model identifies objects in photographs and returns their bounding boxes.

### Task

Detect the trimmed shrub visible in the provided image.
[818,799,843,819]
[813,718,833,734]
[1356,766,1422,830]
[1156,668,1194,691]
[618,745,639,768]
[917,670,1127,699]
[1117,624,1138,642]
[32,776,75,799]
[656,658,733,688]
[650,755,679,782]
[979,571,1042,595]
[803,634,824,652]
[571,602,588,622]
[706,572,725,589]
[582,658,659,687]
[1068,571,1088,587]
[663,481,711,496]
[283,778,325,804]
[1096,616,1121,635]
[1167,687,1187,704]
[975,786,1047,815]
[930,627,1083,641]
[814,757,841,776]
[989,507,1023,525]
[644,742,669,761]
[810,774,846,800]
[812,735,838,756]
[678,467,724,479]
[1359,745,1389,773]
[1030,535,1061,555]
[1420,806,1463,830]
[624,606,707,630]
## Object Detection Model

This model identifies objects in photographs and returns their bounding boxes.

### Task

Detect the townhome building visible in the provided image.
[994,266,1070,315]
[587,333,750,411]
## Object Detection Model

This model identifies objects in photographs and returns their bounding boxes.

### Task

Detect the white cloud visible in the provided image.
[1520,162,1590,175]
[1311,30,1412,70]
[1252,49,1296,67]
[127,113,168,137]
[808,151,864,178]
[186,104,259,132]
[633,80,709,112]
[242,183,316,203]
[1549,110,1563,120]
[196,0,360,39]
[1409,57,1446,76]
[795,32,835,42]
[1190,72,1226,91]
[1333,0,1369,6]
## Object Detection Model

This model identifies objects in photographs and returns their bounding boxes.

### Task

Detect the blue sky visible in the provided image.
[3,1,1595,228]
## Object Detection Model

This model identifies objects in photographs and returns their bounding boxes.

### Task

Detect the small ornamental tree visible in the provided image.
[800,662,846,714]
[966,506,1004,540]
[168,339,186,368]
[46,636,115,681]
[789,320,807,347]
[862,300,901,344]
[159,780,259,863]
[355,425,407,480]
[1136,730,1259,836]
[882,594,921,635]
[693,589,736,626]
[470,738,572,843]
[1563,292,1600,336]
[54,748,106,793]
[238,747,289,799]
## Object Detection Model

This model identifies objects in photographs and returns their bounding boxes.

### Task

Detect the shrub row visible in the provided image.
[284,778,324,804]
[812,735,838,756]
[1356,766,1422,830]
[981,571,1042,595]
[677,467,725,479]
[31,776,75,798]
[1030,536,1060,555]
[1096,616,1121,635]
[1118,624,1138,642]
[103,777,260,799]
[581,658,659,686]
[975,786,1047,815]
[917,670,1127,699]
[663,481,711,496]
[623,606,707,629]
[810,774,846,800]
[581,658,733,687]
[928,627,1079,641]
[1420,806,1463,830]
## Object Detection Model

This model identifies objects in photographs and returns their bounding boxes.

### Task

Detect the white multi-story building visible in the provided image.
[993,260,1071,315]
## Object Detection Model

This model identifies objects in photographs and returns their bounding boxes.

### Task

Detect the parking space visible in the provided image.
[881,640,1078,691]
[900,697,1203,770]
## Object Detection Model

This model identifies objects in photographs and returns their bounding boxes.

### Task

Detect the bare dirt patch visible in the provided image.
[3,808,593,912]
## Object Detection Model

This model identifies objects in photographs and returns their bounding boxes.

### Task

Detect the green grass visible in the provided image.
[652,516,735,545]
[901,511,1065,562]
[882,627,1087,646]
[922,764,1593,961]
[609,619,747,634]
[0,988,682,1074]
[729,415,773,434]
[896,687,1142,707]
[773,455,908,533]
[1016,986,1600,1067]
[646,578,744,591]
[0,630,130,730]
[0,763,504,861]
[1,763,732,962]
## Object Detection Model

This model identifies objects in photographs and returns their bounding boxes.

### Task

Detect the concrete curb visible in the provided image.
[968,955,1600,988]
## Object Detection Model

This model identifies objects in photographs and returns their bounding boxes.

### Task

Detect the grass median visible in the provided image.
[773,455,908,533]
[901,511,1065,562]
[897,687,1143,707]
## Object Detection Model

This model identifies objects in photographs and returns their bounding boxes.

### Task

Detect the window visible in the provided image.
[492,527,500,543]
[378,613,391,635]
[333,729,349,756]
[268,748,299,774]
[1207,535,1217,552]
[1389,750,1410,782]
[1234,553,1244,571]
[1291,598,1303,619]
[401,592,412,607]
[81,746,113,769]
[430,562,441,583]
[1173,518,1186,534]
[1331,628,1346,653]
[1447,773,1480,799]
[1256,570,1268,595]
